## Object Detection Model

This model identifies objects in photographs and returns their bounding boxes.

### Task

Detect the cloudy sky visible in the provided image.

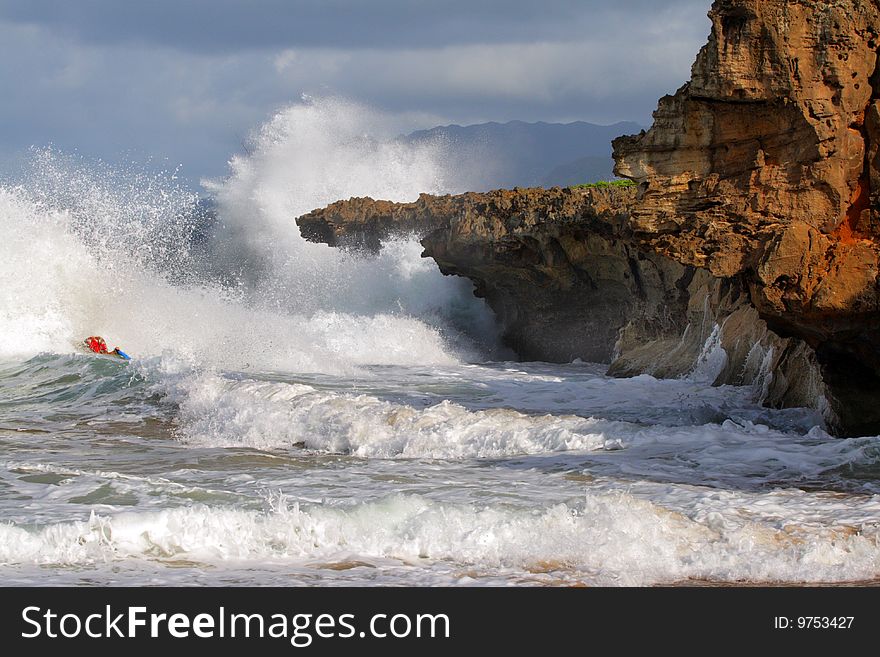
[0,0,713,185]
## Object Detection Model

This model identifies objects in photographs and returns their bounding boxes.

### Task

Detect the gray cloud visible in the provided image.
[0,0,713,185]
[0,1,708,51]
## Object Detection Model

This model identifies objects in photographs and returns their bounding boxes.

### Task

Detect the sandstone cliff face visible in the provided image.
[614,0,880,434]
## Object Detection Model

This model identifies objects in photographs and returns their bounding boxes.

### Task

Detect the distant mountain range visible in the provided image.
[403,120,643,192]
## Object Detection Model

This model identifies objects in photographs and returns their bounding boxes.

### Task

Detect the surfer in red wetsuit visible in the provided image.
[84,336,109,354]
[83,336,130,360]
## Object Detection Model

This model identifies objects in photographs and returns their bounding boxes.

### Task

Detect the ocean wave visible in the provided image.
[169,373,618,457]
[1,491,878,586]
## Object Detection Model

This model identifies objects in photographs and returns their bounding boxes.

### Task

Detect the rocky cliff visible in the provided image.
[296,0,880,436]
[613,0,880,435]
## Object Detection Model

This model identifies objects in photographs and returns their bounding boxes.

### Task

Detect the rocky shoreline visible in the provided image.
[297,0,880,437]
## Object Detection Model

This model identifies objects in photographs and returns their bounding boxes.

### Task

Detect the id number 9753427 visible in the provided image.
[774,617,854,629]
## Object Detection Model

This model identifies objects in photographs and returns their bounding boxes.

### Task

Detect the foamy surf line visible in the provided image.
[162,372,880,478]
[1,489,878,586]
[166,372,621,457]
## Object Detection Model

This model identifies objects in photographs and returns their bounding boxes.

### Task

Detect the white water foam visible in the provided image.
[167,372,617,457]
[690,323,728,384]
[162,370,876,483]
[1,489,878,586]
[201,97,489,329]
[0,98,495,371]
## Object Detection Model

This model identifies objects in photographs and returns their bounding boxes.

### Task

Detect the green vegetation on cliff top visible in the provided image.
[570,179,635,189]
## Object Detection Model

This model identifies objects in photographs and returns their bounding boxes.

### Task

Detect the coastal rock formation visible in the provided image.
[613,0,880,434]
[298,194,458,252]
[298,187,825,416]
[297,0,880,435]
[301,187,670,362]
